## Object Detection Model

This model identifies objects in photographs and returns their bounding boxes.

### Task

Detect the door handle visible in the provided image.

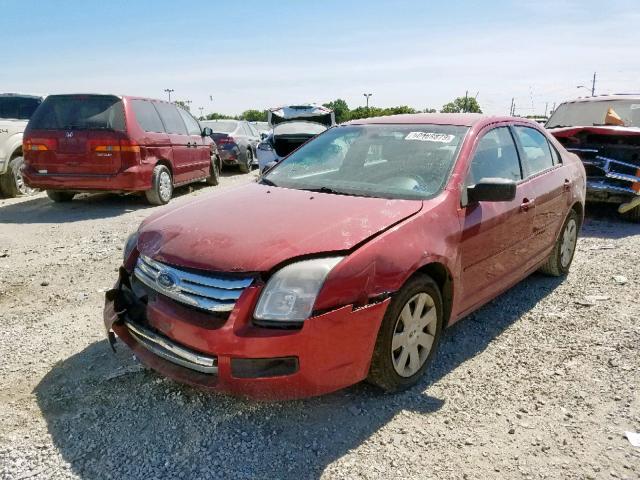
[563,179,571,191]
[520,198,534,212]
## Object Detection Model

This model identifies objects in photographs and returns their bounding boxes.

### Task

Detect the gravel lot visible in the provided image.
[0,172,639,480]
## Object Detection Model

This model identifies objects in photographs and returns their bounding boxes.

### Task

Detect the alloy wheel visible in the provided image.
[159,171,172,202]
[391,292,437,377]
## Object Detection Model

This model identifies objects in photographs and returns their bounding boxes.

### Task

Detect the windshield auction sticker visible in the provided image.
[405,132,455,143]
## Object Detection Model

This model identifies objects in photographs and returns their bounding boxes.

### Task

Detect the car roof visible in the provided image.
[346,113,520,127]
[560,94,640,104]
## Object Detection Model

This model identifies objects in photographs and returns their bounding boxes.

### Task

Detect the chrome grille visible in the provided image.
[134,254,253,313]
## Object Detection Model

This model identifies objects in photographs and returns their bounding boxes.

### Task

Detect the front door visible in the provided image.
[154,102,192,184]
[458,125,535,314]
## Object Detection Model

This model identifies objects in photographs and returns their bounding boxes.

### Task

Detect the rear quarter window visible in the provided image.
[513,126,554,175]
[177,108,202,136]
[28,95,125,131]
[132,100,165,133]
[154,102,188,135]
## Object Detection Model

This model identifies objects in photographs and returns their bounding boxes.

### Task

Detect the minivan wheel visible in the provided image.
[205,155,220,186]
[538,209,579,276]
[145,165,173,205]
[46,190,75,203]
[367,274,443,392]
[0,156,36,198]
[239,150,251,174]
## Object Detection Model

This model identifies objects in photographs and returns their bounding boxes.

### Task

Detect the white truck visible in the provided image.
[0,93,43,197]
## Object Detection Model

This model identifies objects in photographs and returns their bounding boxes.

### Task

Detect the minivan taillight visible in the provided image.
[91,139,140,153]
[24,138,57,151]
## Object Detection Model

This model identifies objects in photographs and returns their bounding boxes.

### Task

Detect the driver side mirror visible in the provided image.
[462,178,516,206]
[260,132,268,140]
[201,127,213,137]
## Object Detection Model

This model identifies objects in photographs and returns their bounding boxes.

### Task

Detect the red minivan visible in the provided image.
[22,94,220,204]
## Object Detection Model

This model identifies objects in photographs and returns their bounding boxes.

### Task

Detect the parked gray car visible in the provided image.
[201,120,260,173]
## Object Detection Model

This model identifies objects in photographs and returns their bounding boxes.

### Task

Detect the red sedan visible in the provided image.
[104,113,586,400]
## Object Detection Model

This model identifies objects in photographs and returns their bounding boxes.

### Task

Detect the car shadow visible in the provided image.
[581,203,640,239]
[33,272,562,479]
[0,183,211,225]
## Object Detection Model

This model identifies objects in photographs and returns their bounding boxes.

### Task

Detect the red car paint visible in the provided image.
[22,94,214,195]
[104,113,586,400]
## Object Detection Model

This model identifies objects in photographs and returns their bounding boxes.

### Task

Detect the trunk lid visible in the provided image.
[137,182,422,273]
[268,105,335,127]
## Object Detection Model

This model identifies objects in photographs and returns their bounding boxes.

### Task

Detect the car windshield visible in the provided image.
[547,99,640,128]
[263,124,468,200]
[28,95,125,131]
[205,121,237,133]
[0,96,42,120]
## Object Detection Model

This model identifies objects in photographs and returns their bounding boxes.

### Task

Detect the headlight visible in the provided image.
[123,230,140,262]
[254,257,343,323]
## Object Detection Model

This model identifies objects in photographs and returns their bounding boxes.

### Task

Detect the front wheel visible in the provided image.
[538,209,579,276]
[145,165,173,205]
[367,274,443,392]
[0,156,37,198]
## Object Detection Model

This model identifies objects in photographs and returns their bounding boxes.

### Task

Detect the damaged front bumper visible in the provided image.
[103,268,389,400]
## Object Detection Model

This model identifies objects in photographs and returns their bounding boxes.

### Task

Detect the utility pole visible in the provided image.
[463,91,469,113]
[591,72,597,96]
[198,107,204,118]
[164,88,174,102]
[510,97,515,116]
[363,93,372,109]
[544,102,549,117]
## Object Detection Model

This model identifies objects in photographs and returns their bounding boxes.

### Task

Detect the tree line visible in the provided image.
[198,95,482,123]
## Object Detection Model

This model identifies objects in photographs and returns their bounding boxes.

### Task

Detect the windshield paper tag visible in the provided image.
[405,132,455,143]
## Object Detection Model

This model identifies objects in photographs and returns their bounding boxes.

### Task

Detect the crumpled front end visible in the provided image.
[103,261,389,400]
[550,126,640,205]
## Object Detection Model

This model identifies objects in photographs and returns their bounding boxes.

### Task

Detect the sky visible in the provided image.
[2,0,639,117]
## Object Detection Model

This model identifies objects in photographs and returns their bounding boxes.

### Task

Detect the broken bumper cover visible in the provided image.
[103,277,389,400]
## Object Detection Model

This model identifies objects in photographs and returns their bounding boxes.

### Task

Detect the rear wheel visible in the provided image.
[367,274,443,392]
[239,149,252,174]
[46,190,75,203]
[205,155,220,186]
[0,156,36,198]
[539,209,579,276]
[145,165,173,205]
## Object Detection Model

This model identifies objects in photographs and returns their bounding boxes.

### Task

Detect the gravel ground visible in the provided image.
[0,172,639,480]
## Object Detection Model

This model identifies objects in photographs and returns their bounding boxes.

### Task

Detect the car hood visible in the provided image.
[137,183,422,273]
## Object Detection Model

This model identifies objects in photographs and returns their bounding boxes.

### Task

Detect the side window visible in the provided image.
[177,108,202,136]
[513,126,554,175]
[247,123,259,137]
[154,102,188,135]
[466,127,522,186]
[550,144,562,165]
[131,100,165,133]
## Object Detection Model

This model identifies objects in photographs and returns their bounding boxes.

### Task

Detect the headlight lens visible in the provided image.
[123,230,140,262]
[254,257,343,322]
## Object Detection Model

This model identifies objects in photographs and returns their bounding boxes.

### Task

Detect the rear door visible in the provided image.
[26,94,126,175]
[458,125,535,313]
[511,125,568,258]
[153,102,191,183]
[177,107,209,180]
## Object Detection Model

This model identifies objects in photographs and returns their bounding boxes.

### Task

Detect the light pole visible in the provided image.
[164,89,174,102]
[577,72,596,96]
[198,107,204,119]
[363,93,372,109]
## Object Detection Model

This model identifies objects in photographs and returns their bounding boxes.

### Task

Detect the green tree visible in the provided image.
[174,100,190,112]
[423,108,437,113]
[322,99,350,123]
[441,96,482,113]
[240,109,268,122]
[205,112,235,120]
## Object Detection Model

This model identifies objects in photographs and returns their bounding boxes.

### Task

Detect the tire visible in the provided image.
[239,149,251,174]
[620,204,640,223]
[538,209,579,276]
[367,273,443,392]
[0,156,36,198]
[46,190,75,203]
[144,165,173,205]
[205,156,220,186]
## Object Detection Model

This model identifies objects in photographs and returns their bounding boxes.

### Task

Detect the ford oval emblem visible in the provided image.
[156,271,177,290]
